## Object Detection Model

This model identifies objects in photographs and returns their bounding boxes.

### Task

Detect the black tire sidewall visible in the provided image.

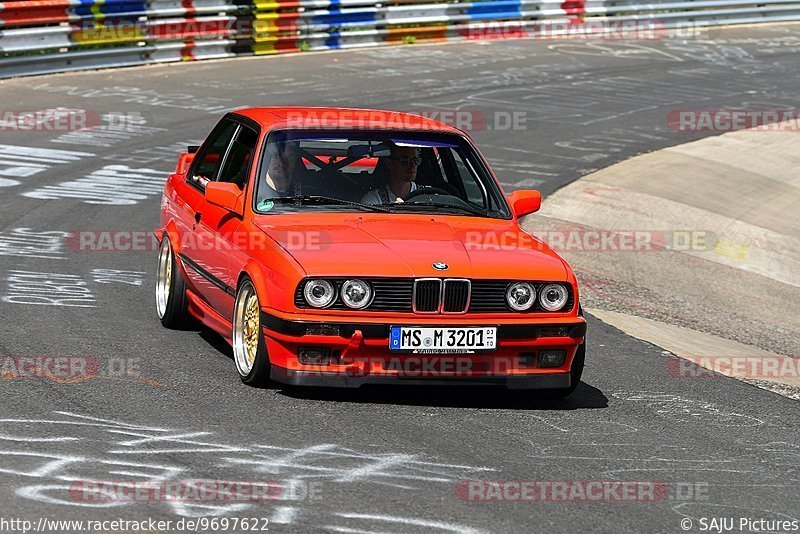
[159,238,189,328]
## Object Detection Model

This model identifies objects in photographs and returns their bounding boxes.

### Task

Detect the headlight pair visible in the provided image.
[505,282,569,312]
[303,279,373,309]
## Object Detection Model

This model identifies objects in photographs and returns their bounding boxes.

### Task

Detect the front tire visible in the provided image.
[156,236,189,328]
[232,278,271,386]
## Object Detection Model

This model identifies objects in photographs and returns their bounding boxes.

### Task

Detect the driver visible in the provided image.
[262,141,301,197]
[361,144,421,204]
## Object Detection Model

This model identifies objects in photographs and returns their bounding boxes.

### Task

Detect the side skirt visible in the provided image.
[186,288,233,345]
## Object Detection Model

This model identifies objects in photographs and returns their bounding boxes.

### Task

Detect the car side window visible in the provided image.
[190,120,238,188]
[217,125,259,190]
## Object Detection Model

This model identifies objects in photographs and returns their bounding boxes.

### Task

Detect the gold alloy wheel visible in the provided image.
[242,293,260,365]
[233,281,261,376]
[155,238,172,319]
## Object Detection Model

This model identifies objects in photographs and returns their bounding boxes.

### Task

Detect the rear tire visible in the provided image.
[232,278,271,386]
[156,236,189,328]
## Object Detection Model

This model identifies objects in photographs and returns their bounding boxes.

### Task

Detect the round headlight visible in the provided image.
[506,282,536,311]
[340,279,373,309]
[303,279,335,308]
[539,283,569,312]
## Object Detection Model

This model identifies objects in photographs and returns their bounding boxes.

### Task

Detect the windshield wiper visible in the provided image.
[269,196,391,213]
[396,201,487,217]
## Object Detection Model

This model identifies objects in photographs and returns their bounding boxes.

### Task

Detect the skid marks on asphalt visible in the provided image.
[610,391,766,427]
[0,228,69,260]
[1,268,145,308]
[0,144,94,189]
[21,165,166,206]
[0,411,493,531]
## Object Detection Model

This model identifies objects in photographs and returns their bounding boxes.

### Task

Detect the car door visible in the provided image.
[175,119,239,316]
[198,122,260,321]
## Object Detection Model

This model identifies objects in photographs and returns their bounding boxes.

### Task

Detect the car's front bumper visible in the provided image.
[260,310,586,389]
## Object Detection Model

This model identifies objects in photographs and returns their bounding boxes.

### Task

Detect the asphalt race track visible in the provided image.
[0,25,799,533]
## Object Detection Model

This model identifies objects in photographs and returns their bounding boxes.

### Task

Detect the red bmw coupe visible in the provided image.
[156,107,586,396]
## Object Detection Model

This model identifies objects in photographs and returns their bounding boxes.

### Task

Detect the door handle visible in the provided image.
[194,212,202,223]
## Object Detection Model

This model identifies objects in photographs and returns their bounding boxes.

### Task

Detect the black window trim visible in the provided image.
[185,113,262,195]
[185,118,239,193]
[215,120,261,196]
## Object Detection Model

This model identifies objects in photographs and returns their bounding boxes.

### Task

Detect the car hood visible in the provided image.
[254,215,568,280]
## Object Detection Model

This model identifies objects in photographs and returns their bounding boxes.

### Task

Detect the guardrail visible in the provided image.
[1,0,799,78]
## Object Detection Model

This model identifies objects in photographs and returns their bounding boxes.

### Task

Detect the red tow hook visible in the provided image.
[339,330,367,377]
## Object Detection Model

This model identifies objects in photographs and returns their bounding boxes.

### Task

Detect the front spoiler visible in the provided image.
[270,366,571,389]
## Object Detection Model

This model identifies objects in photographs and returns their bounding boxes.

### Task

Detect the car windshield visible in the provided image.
[254,130,511,218]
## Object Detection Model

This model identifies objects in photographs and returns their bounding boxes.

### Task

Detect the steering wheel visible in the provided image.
[404,187,452,201]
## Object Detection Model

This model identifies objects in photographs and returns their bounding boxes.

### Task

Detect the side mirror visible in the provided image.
[175,152,194,174]
[206,182,244,215]
[508,189,541,218]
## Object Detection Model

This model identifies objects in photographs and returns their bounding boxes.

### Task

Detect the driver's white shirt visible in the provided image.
[361,182,417,205]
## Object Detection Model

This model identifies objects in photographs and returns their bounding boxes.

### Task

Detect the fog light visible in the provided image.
[298,347,331,365]
[538,350,566,368]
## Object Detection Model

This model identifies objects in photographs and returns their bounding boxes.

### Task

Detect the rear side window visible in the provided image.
[218,125,259,190]
[191,120,238,187]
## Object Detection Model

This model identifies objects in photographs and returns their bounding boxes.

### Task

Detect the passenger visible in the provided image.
[361,145,421,204]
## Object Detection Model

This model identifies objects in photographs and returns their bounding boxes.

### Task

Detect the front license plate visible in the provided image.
[389,326,497,353]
